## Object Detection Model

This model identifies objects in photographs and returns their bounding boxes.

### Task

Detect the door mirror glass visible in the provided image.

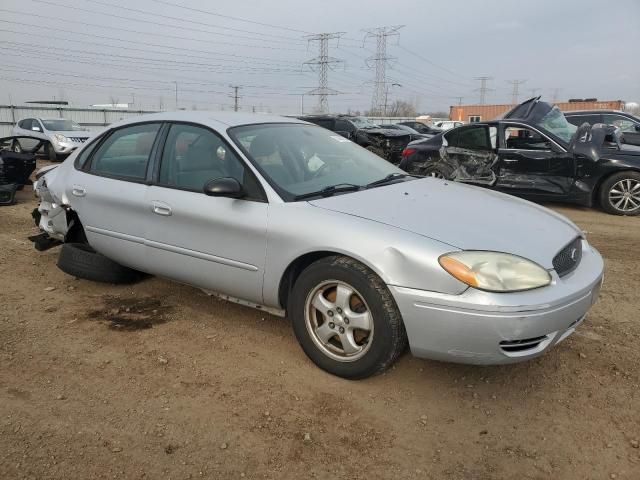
[31,125,41,132]
[203,177,245,198]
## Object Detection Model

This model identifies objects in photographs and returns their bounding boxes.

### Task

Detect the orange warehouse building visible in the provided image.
[449,100,625,123]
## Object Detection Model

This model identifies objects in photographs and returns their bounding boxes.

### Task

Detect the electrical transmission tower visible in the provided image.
[507,79,526,104]
[229,85,242,111]
[474,76,493,104]
[363,25,404,115]
[303,32,344,114]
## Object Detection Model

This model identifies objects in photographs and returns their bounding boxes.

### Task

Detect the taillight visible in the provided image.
[402,147,416,157]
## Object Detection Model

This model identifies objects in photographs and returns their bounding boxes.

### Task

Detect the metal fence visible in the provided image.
[0,105,158,137]
[0,105,447,136]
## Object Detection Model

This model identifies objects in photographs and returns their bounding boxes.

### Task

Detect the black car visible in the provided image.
[397,121,443,136]
[565,110,640,147]
[399,97,640,215]
[299,115,419,163]
[0,136,39,205]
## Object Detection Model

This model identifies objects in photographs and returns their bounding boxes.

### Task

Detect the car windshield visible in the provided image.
[42,119,86,131]
[229,123,409,201]
[349,116,379,129]
[536,107,576,143]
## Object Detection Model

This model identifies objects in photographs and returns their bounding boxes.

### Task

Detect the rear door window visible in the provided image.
[90,123,161,181]
[455,126,490,150]
[566,114,601,127]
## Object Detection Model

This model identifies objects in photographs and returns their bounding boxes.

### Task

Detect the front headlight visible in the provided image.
[439,251,551,292]
[53,133,69,144]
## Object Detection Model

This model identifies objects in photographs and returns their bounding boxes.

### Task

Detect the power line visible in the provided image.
[474,76,494,104]
[303,33,344,114]
[363,25,403,115]
[507,79,526,104]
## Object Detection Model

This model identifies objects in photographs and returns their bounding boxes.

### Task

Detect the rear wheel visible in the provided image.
[599,171,640,216]
[289,256,407,379]
[57,243,143,283]
[11,139,22,153]
[417,162,453,180]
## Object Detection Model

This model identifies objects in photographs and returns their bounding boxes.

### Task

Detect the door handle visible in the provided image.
[71,185,86,197]
[152,201,172,216]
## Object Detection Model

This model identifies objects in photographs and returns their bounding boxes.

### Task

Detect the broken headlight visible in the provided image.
[53,133,69,144]
[439,251,551,292]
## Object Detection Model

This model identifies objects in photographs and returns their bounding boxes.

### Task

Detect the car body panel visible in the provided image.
[33,111,604,366]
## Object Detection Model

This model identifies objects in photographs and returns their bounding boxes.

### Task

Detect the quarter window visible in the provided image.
[504,126,553,150]
[90,123,161,180]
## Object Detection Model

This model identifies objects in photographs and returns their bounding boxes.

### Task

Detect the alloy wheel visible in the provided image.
[304,280,374,362]
[609,178,640,212]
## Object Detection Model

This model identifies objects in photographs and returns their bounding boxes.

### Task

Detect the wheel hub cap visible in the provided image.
[304,281,374,362]
[609,178,640,212]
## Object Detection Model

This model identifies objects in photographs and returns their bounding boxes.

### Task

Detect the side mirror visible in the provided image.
[203,177,245,199]
[31,126,41,132]
[635,124,640,132]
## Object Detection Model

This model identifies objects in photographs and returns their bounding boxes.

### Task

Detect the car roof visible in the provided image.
[108,111,308,130]
[564,110,625,115]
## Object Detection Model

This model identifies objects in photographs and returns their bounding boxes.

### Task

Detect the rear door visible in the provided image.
[66,122,162,271]
[442,124,498,184]
[496,124,574,197]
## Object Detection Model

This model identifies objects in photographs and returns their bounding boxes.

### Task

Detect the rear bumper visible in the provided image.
[390,241,604,364]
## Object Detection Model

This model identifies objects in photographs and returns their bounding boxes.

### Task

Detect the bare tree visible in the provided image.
[109,96,119,106]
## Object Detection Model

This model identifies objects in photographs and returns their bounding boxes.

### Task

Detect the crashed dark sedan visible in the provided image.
[399,97,640,215]
[0,136,39,205]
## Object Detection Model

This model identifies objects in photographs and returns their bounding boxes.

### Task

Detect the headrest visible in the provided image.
[182,144,219,171]
[250,134,277,158]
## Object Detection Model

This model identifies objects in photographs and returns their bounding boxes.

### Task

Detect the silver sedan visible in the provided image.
[34,112,604,379]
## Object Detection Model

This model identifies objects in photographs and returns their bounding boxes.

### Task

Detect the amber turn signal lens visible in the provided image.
[439,256,479,287]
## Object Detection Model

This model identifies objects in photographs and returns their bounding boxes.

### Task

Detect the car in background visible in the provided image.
[32,111,603,378]
[396,121,442,135]
[435,120,464,130]
[565,110,640,147]
[377,123,432,138]
[400,97,640,215]
[299,115,418,163]
[12,118,92,161]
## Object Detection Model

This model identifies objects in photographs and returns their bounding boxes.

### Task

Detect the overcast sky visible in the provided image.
[1,0,638,114]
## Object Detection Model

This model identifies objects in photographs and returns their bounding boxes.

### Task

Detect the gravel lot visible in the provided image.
[1,164,639,479]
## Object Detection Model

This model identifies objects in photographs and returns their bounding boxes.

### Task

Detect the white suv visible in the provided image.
[12,118,92,161]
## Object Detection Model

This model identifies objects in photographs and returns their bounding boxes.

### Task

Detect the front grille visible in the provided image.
[553,237,582,277]
[69,137,88,143]
[499,335,548,353]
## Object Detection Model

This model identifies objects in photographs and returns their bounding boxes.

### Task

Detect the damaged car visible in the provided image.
[299,115,418,163]
[400,97,640,215]
[33,112,603,379]
[0,136,39,205]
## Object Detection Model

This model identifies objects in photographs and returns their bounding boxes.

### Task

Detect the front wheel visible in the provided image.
[289,256,407,379]
[47,143,58,162]
[599,171,640,216]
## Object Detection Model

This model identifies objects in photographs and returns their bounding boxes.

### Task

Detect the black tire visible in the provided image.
[47,143,58,162]
[57,243,142,284]
[289,255,408,379]
[598,171,640,216]
[11,139,22,153]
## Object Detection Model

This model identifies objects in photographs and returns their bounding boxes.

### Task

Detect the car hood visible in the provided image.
[53,131,92,138]
[309,178,582,269]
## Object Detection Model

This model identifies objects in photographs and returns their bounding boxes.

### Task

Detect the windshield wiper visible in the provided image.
[365,173,415,188]
[294,183,362,200]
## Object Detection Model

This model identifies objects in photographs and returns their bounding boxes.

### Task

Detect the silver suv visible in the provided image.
[12,118,92,161]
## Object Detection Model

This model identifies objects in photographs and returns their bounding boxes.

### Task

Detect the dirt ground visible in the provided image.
[1,164,639,480]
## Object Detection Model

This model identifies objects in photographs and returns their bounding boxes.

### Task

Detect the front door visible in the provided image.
[144,123,269,305]
[442,124,498,184]
[496,124,575,198]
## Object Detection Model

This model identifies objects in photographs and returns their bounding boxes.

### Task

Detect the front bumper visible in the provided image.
[390,240,604,364]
